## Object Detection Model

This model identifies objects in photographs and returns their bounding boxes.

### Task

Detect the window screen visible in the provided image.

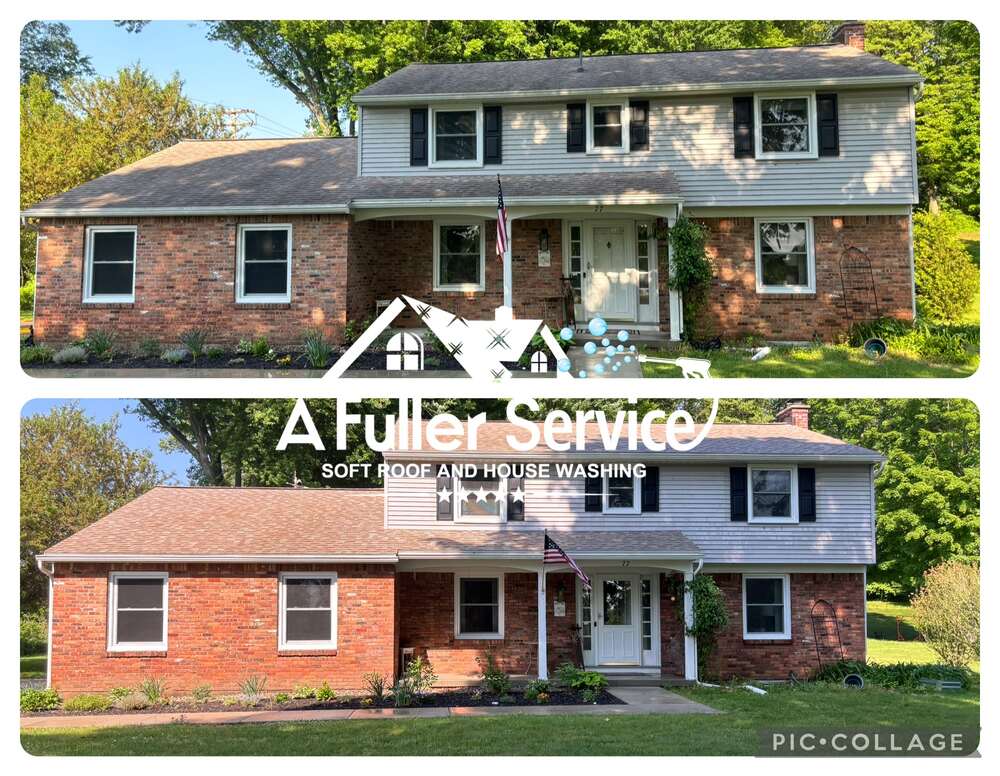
[88,229,135,297]
[459,577,500,635]
[241,227,289,297]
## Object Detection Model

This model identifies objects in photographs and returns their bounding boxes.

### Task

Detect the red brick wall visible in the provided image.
[660,573,686,678]
[693,215,912,341]
[397,571,578,677]
[33,215,351,347]
[50,563,397,696]
[707,572,866,680]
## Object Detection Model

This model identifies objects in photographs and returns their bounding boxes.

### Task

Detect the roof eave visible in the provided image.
[350,194,683,209]
[353,74,922,105]
[382,451,886,464]
[36,553,399,565]
[22,204,352,219]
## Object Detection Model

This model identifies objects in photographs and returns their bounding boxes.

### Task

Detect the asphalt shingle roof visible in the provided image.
[355,44,920,100]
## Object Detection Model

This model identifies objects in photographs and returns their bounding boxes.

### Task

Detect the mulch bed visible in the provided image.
[24,688,622,717]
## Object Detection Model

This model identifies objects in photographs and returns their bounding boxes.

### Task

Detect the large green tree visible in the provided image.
[20,405,166,611]
[20,21,94,97]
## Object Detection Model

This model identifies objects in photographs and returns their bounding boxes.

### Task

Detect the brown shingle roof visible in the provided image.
[39,486,700,561]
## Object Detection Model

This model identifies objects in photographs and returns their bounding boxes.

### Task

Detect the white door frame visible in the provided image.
[583,220,638,323]
[594,574,641,666]
[578,571,661,669]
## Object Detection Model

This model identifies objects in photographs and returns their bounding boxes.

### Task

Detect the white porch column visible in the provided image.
[537,566,548,680]
[667,216,683,342]
[683,569,698,681]
[503,216,513,310]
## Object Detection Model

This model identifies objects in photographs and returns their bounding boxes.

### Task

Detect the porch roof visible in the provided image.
[38,486,701,563]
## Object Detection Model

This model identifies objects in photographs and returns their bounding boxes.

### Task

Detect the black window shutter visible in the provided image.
[729,467,748,521]
[567,103,586,153]
[584,474,602,512]
[484,105,502,164]
[640,465,659,512]
[798,467,817,521]
[732,96,754,159]
[436,469,453,520]
[410,107,428,166]
[507,473,524,520]
[629,100,649,151]
[816,93,839,157]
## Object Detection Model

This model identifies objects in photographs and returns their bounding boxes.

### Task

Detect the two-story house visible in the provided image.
[25,23,920,347]
[38,404,880,694]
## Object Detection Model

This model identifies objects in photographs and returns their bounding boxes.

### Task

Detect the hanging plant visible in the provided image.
[667,216,714,339]
[666,573,729,680]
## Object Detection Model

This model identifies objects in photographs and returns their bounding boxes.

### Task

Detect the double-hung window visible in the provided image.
[743,574,791,639]
[455,468,506,522]
[455,574,504,639]
[604,473,640,514]
[587,101,629,153]
[84,226,137,303]
[434,220,485,292]
[755,93,817,159]
[237,224,292,303]
[279,573,337,650]
[108,572,167,651]
[748,465,799,523]
[430,106,482,167]
[754,218,815,294]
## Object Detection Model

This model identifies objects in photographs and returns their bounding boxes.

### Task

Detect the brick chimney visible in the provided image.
[832,21,866,50]
[776,402,810,430]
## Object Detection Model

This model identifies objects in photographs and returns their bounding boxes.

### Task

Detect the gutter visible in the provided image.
[34,553,399,565]
[353,74,922,105]
[21,204,352,219]
[35,559,54,689]
[382,451,887,464]
[349,194,683,209]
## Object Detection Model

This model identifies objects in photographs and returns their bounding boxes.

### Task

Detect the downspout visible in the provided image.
[36,558,55,689]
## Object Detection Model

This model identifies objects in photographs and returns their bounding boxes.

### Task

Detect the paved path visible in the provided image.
[21,690,715,729]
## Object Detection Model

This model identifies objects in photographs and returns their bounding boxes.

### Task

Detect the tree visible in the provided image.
[20,405,165,611]
[910,560,979,667]
[20,21,94,97]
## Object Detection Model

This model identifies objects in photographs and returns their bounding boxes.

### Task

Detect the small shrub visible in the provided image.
[274,692,290,704]
[360,697,374,707]
[20,687,61,712]
[553,663,607,696]
[137,337,161,359]
[848,317,975,365]
[236,339,253,355]
[276,354,293,366]
[343,318,371,346]
[292,684,316,700]
[83,329,116,359]
[523,679,549,702]
[303,330,333,369]
[64,693,112,712]
[535,691,550,704]
[813,660,973,690]
[161,347,189,364]
[315,681,335,702]
[20,278,35,312]
[238,674,268,704]
[477,652,511,696]
[404,656,437,696]
[138,677,166,704]
[553,662,582,687]
[180,329,208,361]
[581,687,600,703]
[249,337,271,359]
[362,671,388,703]
[911,560,980,667]
[53,345,87,365]
[20,344,54,365]
[191,684,212,703]
[205,345,225,359]
[108,687,132,702]
[20,610,47,654]
[391,679,414,707]
[115,692,149,711]
[913,210,979,323]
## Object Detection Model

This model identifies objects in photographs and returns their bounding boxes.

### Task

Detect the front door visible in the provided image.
[586,223,637,322]
[595,576,640,665]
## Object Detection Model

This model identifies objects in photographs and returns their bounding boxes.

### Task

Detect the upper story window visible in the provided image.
[742,574,791,639]
[587,100,629,154]
[755,93,817,159]
[108,572,167,651]
[754,218,815,294]
[237,224,292,303]
[456,469,506,522]
[84,226,136,303]
[279,573,337,650]
[430,106,482,167]
[604,473,640,514]
[748,465,799,523]
[434,220,485,292]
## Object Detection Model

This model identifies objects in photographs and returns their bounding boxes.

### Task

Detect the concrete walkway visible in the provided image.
[21,690,716,729]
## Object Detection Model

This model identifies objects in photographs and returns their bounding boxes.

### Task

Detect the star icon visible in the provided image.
[437,486,452,503]
[509,487,525,503]
[475,487,490,503]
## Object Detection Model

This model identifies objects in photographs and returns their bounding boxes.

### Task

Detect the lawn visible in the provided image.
[866,600,980,673]
[21,682,978,756]
[21,654,45,679]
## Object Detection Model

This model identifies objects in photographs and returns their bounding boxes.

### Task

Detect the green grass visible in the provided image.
[20,654,45,679]
[641,343,977,378]
[866,600,980,673]
[20,683,978,756]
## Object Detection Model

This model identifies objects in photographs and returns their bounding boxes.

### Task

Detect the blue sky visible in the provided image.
[64,20,311,138]
[22,399,194,483]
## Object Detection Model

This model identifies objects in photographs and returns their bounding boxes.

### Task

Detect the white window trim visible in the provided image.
[429,104,484,168]
[83,225,137,303]
[747,464,799,524]
[586,99,630,155]
[742,573,792,640]
[603,473,641,515]
[107,571,168,652]
[278,572,338,651]
[754,216,816,295]
[236,223,293,304]
[453,472,507,523]
[754,92,819,160]
[433,218,486,292]
[454,573,505,639]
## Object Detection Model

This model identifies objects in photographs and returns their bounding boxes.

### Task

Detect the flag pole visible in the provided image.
[497,175,513,311]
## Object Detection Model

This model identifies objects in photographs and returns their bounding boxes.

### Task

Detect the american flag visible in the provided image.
[544,532,590,589]
[496,175,508,263]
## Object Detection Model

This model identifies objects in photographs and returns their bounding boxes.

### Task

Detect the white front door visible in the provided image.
[586,223,637,322]
[595,576,640,665]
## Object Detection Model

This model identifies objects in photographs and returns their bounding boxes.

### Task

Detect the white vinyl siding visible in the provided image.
[359,89,916,206]
[384,463,875,564]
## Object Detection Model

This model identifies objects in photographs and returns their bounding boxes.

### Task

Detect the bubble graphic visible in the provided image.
[612,363,620,372]
[578,370,588,379]
[601,338,610,347]
[603,356,612,364]
[594,363,606,374]
[583,341,598,356]
[629,345,637,352]
[605,346,617,357]
[617,330,630,343]
[557,358,572,372]
[624,356,633,364]
[559,326,574,341]
[616,344,625,352]
[588,317,608,337]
